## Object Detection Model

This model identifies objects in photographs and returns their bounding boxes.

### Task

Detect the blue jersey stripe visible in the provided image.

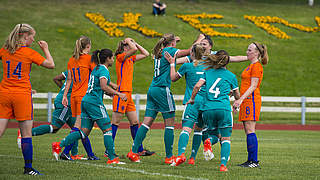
[252,92,256,121]
[116,96,121,112]
[118,61,125,91]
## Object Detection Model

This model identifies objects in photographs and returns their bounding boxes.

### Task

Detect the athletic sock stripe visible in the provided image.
[49,125,53,133]
[165,126,174,130]
[142,124,150,129]
[180,130,189,136]
[194,132,202,135]
[221,140,231,144]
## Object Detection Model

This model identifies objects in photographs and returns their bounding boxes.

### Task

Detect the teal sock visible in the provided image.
[164,126,174,158]
[190,131,202,159]
[32,125,52,136]
[132,124,149,153]
[220,140,231,166]
[60,131,82,148]
[71,140,79,156]
[202,130,209,143]
[104,130,115,160]
[177,130,190,156]
[210,135,219,145]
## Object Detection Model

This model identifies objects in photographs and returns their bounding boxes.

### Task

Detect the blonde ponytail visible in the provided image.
[73,35,91,60]
[253,42,269,65]
[202,50,230,70]
[3,23,34,54]
[191,44,206,66]
[152,33,176,59]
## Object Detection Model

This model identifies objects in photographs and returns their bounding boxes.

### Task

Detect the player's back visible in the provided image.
[0,47,45,93]
[67,54,95,97]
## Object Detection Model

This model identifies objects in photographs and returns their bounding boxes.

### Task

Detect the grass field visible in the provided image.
[1,128,320,179]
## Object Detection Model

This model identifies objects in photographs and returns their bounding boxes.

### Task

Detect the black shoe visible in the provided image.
[88,155,100,160]
[24,167,43,176]
[138,149,155,156]
[237,160,251,167]
[248,161,261,168]
[60,152,73,161]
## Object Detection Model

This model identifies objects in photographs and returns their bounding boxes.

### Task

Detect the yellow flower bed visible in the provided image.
[244,15,320,39]
[85,12,162,37]
[175,13,252,39]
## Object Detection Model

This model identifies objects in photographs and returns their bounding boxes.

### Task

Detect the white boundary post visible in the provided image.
[135,94,140,120]
[309,0,314,6]
[301,96,306,125]
[47,92,52,122]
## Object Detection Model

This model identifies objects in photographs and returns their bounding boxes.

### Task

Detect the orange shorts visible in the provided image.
[0,92,33,121]
[112,91,136,113]
[71,96,83,117]
[239,100,261,121]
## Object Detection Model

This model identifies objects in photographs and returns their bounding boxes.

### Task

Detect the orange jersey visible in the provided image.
[115,53,136,91]
[67,54,96,97]
[0,47,45,93]
[240,62,263,102]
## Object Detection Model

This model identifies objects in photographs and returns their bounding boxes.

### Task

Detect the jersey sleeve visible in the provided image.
[131,55,137,62]
[116,53,126,63]
[90,61,96,71]
[251,63,263,79]
[100,66,110,85]
[29,48,45,66]
[177,63,187,77]
[230,75,239,90]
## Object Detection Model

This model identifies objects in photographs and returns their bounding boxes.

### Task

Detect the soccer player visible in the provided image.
[52,49,127,164]
[163,44,208,166]
[233,42,269,168]
[29,71,82,160]
[0,23,55,175]
[59,35,98,160]
[127,33,204,164]
[111,38,154,156]
[187,50,240,172]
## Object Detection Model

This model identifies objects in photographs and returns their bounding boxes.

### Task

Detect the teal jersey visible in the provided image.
[82,65,110,104]
[201,68,238,111]
[55,71,73,107]
[178,63,206,104]
[151,47,179,88]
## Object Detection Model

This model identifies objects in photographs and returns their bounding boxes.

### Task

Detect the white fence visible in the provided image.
[33,93,320,125]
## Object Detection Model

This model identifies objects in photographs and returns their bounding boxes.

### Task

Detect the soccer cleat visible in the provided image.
[138,149,155,156]
[165,155,176,164]
[17,130,21,149]
[71,154,86,160]
[188,157,195,165]
[87,155,100,160]
[60,152,73,161]
[237,160,251,167]
[52,142,61,161]
[203,138,214,161]
[220,164,228,172]
[107,157,126,164]
[24,167,43,176]
[127,150,140,162]
[170,154,186,166]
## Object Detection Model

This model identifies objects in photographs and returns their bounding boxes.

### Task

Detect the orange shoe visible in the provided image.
[107,157,126,164]
[170,154,186,166]
[52,142,62,161]
[188,157,195,165]
[203,138,214,161]
[165,155,176,164]
[220,164,228,172]
[127,150,140,162]
[17,129,22,149]
[71,154,85,160]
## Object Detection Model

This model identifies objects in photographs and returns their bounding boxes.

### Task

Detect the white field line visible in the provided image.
[0,154,208,180]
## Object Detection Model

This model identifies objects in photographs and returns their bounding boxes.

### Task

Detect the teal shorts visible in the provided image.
[81,101,111,131]
[145,86,175,119]
[182,94,203,123]
[52,102,74,128]
[201,109,233,134]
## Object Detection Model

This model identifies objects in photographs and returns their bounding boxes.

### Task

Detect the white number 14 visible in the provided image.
[208,78,221,98]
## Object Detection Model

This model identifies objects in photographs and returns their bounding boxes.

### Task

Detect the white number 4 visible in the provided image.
[209,78,221,98]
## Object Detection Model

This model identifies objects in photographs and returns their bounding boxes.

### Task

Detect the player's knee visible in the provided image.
[182,127,192,134]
